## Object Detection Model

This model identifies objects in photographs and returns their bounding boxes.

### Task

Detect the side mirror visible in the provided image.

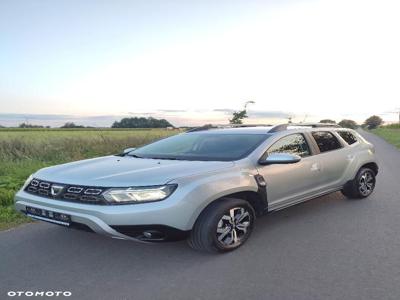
[122,147,136,154]
[259,153,301,165]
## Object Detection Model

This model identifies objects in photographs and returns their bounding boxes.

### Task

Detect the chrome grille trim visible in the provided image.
[67,187,83,193]
[38,189,49,195]
[24,178,108,205]
[84,189,103,195]
[39,182,50,189]
[27,187,38,193]
[31,179,39,187]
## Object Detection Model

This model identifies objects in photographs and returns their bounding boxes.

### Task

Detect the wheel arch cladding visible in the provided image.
[194,190,267,226]
[360,162,378,175]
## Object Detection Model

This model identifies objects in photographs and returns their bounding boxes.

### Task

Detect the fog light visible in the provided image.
[54,213,70,222]
[143,231,153,238]
[142,230,164,240]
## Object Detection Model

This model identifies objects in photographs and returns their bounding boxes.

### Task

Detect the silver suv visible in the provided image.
[15,124,378,252]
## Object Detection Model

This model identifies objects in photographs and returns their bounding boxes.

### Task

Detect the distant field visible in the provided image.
[371,127,400,149]
[0,128,178,230]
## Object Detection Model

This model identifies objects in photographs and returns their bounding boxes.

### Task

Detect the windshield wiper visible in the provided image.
[148,157,182,160]
[129,154,144,158]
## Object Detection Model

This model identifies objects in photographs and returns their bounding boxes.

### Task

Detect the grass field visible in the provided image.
[371,125,400,149]
[0,128,178,230]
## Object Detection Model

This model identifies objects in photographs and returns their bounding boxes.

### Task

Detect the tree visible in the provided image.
[112,117,173,128]
[364,115,383,129]
[229,101,255,124]
[338,119,358,129]
[18,123,44,128]
[319,119,336,124]
[229,110,248,124]
[61,122,85,128]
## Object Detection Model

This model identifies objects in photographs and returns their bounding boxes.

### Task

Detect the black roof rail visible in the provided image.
[268,124,288,133]
[233,124,273,127]
[186,125,216,132]
[268,123,341,133]
[291,123,340,128]
[186,122,340,134]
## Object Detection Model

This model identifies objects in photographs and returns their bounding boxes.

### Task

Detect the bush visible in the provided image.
[338,119,358,129]
[319,119,336,124]
[61,122,85,128]
[364,115,383,129]
[384,123,400,129]
[112,117,173,128]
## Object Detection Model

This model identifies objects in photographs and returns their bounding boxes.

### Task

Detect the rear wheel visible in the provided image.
[188,198,255,253]
[342,167,376,199]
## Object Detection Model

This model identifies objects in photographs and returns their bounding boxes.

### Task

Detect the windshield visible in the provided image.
[128,133,270,161]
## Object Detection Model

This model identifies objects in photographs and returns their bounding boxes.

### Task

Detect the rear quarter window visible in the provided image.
[312,131,342,153]
[337,131,358,145]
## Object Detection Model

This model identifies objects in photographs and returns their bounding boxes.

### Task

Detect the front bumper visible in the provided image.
[15,190,190,242]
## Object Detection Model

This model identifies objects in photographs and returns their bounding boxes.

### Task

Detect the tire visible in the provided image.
[341,167,376,199]
[188,198,255,253]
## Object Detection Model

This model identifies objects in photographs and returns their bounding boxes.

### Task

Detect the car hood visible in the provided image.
[34,156,235,187]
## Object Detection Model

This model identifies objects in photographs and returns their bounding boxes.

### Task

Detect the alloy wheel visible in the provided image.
[216,207,251,247]
[358,170,375,196]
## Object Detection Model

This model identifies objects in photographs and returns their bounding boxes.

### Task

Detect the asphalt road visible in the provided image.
[1,130,400,300]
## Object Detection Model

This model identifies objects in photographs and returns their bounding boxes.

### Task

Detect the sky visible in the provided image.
[0,0,399,127]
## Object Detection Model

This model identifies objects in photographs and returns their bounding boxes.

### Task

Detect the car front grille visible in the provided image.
[25,178,108,205]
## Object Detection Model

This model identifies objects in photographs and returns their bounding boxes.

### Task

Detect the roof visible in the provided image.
[190,126,274,134]
[186,123,341,134]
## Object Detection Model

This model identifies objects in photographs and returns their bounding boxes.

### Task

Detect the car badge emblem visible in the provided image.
[50,184,64,196]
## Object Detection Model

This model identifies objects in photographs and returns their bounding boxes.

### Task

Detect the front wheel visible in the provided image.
[342,167,376,199]
[188,198,255,253]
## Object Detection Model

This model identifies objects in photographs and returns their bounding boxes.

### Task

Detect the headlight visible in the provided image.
[21,174,34,190]
[102,184,177,204]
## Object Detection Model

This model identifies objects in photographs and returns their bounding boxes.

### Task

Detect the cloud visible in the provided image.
[248,111,292,119]
[157,109,187,113]
[213,109,293,119]
[213,108,235,114]
[0,113,200,127]
[0,113,126,127]
[127,112,154,116]
[0,113,72,120]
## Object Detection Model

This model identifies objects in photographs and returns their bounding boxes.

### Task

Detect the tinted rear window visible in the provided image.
[312,131,342,153]
[337,131,358,145]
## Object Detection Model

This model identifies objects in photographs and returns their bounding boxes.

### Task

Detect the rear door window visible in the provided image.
[311,131,342,153]
[337,131,358,145]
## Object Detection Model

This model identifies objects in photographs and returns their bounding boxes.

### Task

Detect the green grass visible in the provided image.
[371,126,400,149]
[0,128,178,230]
[383,123,400,129]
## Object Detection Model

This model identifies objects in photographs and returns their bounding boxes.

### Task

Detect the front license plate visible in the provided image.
[26,206,71,226]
